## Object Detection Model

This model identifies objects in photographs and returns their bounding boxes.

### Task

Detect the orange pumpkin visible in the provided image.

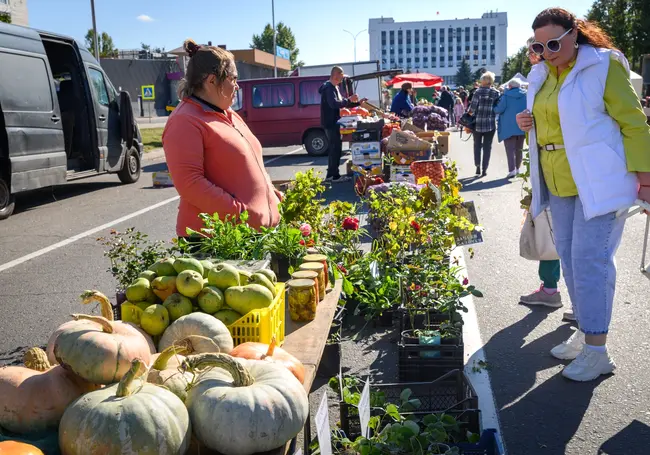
[0,441,45,455]
[230,336,305,383]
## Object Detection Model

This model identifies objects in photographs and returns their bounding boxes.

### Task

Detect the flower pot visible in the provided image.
[270,253,297,282]
[419,331,442,359]
[401,330,420,345]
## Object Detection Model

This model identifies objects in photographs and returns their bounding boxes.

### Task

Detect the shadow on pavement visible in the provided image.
[264,155,327,168]
[13,181,123,215]
[142,162,169,173]
[483,308,611,453]
[598,419,650,454]
[459,176,517,191]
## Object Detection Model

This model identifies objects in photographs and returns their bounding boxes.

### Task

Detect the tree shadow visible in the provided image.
[598,420,650,454]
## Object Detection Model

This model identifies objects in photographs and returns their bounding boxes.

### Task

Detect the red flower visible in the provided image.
[463,277,469,286]
[374,177,384,185]
[410,220,421,233]
[337,263,348,275]
[299,240,306,246]
[342,217,360,231]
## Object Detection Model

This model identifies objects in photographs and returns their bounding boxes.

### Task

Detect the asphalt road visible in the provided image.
[2,134,650,454]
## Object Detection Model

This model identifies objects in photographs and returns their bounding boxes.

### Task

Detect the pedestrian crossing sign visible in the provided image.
[141,85,155,100]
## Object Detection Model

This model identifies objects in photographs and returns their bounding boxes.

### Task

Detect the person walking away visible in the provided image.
[517,7,650,381]
[162,40,282,239]
[390,82,415,117]
[319,66,360,183]
[459,87,468,108]
[382,90,392,111]
[468,72,500,176]
[494,78,527,178]
[453,97,465,133]
[437,86,455,123]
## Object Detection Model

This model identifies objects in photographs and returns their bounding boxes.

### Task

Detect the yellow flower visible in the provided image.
[389,221,397,231]
[417,176,431,185]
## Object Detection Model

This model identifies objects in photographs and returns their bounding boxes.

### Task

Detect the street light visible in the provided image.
[272,0,277,78]
[343,29,367,63]
[90,0,99,61]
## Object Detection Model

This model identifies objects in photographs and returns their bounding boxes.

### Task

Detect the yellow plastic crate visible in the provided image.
[227,282,286,347]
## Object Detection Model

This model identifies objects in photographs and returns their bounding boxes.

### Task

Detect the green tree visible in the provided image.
[85,29,118,58]
[501,46,532,83]
[455,58,472,88]
[472,68,486,82]
[0,13,10,24]
[251,21,304,69]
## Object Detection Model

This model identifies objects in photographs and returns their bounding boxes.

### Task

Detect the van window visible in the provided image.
[0,52,53,112]
[299,80,325,105]
[89,68,110,106]
[252,83,294,108]
[232,89,243,111]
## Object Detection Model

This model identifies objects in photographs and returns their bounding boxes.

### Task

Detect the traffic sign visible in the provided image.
[141,85,155,100]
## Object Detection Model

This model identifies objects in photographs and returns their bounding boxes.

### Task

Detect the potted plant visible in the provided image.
[261,222,307,281]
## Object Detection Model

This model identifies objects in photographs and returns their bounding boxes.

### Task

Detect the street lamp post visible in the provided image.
[272,0,277,78]
[343,29,367,63]
[90,0,99,61]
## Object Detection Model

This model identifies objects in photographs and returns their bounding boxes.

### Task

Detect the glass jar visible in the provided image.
[286,278,318,322]
[291,270,320,303]
[303,254,329,289]
[298,262,325,301]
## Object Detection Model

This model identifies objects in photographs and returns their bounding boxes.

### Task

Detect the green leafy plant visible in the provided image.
[97,228,173,290]
[259,221,307,259]
[279,169,326,229]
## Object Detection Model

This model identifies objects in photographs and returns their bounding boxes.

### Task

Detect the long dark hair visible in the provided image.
[532,8,616,50]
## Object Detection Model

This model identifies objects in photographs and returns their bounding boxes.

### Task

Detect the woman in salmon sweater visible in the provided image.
[163,39,281,237]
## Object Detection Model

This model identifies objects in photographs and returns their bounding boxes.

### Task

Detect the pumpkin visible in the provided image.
[147,335,218,401]
[183,353,309,455]
[53,314,153,385]
[0,441,45,455]
[158,313,233,354]
[59,359,191,455]
[0,348,99,435]
[230,336,305,383]
[46,291,155,365]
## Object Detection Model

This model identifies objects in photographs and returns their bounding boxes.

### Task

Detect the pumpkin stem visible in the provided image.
[116,359,149,397]
[265,336,277,358]
[153,342,192,371]
[24,347,51,371]
[70,314,114,333]
[183,353,255,387]
[80,290,114,321]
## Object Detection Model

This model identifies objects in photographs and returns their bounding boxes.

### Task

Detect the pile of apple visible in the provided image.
[121,257,279,337]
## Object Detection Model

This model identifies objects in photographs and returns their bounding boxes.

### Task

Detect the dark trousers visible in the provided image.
[504,135,525,172]
[325,127,343,179]
[473,129,496,171]
[538,260,561,289]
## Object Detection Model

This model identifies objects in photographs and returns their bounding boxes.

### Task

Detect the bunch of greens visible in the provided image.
[279,169,326,229]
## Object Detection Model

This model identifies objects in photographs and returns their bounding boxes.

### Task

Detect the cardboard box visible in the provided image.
[387,130,432,152]
[390,165,415,184]
[351,141,381,161]
[352,162,383,177]
[389,149,432,165]
[437,135,450,155]
[152,171,174,187]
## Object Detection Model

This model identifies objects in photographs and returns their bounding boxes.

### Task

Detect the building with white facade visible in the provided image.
[369,12,508,84]
[0,0,28,26]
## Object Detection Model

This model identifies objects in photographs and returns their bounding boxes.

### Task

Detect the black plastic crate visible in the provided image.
[338,369,478,440]
[452,429,504,455]
[398,327,464,382]
[352,129,381,142]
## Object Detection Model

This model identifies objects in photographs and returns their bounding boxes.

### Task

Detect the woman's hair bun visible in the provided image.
[184,39,202,58]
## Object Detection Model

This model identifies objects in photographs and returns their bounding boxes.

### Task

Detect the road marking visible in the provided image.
[452,246,506,453]
[0,195,180,274]
[263,147,304,165]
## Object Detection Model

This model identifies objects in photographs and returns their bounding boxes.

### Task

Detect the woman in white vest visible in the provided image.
[517,8,650,382]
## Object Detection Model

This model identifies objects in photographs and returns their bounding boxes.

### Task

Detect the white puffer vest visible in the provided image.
[527,45,638,220]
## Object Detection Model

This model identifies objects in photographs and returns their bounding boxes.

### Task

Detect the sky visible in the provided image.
[28,0,595,65]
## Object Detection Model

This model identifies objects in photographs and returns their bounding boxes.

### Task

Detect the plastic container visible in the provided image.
[298,262,325,301]
[228,282,286,347]
[291,270,320,302]
[286,278,318,322]
[302,254,329,288]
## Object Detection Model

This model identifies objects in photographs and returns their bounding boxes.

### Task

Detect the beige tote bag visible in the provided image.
[519,208,560,261]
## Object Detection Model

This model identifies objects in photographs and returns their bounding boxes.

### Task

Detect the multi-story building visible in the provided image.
[0,0,28,26]
[369,12,508,84]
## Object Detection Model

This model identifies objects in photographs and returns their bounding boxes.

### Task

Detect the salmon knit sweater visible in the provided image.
[162,97,280,237]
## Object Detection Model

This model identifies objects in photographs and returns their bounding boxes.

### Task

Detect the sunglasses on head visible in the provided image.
[530,28,573,55]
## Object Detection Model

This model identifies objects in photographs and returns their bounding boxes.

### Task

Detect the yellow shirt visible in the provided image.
[534,56,650,197]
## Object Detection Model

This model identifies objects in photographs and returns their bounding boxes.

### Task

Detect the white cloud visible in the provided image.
[137,14,154,22]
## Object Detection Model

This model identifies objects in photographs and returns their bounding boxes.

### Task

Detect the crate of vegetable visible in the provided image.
[333,369,479,441]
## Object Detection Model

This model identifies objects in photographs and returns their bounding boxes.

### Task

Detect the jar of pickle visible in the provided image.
[303,254,329,289]
[286,279,318,322]
[291,270,320,303]
[298,262,325,301]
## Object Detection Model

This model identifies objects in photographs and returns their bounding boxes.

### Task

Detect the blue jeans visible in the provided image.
[548,195,626,335]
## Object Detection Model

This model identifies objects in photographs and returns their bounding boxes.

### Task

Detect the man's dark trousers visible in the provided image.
[325,127,343,179]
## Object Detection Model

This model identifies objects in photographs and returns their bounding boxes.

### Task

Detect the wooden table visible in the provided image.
[190,280,343,455]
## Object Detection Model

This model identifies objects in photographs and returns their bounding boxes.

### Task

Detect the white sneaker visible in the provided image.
[506,170,517,178]
[562,346,616,382]
[550,330,585,360]
[563,309,577,322]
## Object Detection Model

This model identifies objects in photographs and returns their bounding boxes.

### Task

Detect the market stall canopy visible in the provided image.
[386,73,444,88]
[392,80,442,89]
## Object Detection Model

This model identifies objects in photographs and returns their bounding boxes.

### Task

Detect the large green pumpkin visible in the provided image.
[183,353,309,455]
[158,313,233,354]
[59,360,191,455]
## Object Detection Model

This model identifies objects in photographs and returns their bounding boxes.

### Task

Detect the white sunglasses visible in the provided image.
[530,28,573,55]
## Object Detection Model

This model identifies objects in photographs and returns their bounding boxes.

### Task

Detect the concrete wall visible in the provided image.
[0,0,29,26]
[100,58,181,117]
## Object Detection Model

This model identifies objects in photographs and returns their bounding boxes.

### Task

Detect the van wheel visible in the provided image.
[304,130,329,156]
[118,146,141,184]
[0,175,15,220]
